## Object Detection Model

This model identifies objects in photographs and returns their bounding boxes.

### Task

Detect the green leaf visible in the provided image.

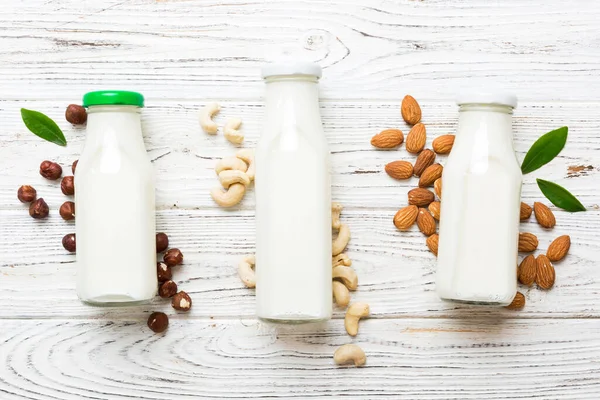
[20,108,67,146]
[521,126,568,174]
[536,179,585,212]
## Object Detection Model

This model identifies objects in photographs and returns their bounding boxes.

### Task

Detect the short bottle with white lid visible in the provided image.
[255,61,332,323]
[436,91,522,305]
[76,90,157,305]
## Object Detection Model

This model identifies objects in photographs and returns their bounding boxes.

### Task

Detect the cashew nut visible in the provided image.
[210,183,246,207]
[344,302,370,337]
[236,148,255,181]
[333,281,350,307]
[332,266,358,291]
[219,170,251,189]
[332,202,343,230]
[332,253,352,268]
[199,102,221,134]
[333,344,366,367]
[215,156,248,175]
[238,254,256,288]
[332,224,350,256]
[224,117,244,144]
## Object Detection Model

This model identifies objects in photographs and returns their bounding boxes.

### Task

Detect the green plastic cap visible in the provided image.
[82,90,144,108]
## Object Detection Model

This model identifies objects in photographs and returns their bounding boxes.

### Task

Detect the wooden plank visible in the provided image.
[0,318,599,399]
[0,1,599,100]
[1,100,599,210]
[1,208,597,318]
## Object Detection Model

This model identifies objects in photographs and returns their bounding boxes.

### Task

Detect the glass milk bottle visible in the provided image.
[76,91,157,305]
[436,92,522,305]
[255,62,332,322]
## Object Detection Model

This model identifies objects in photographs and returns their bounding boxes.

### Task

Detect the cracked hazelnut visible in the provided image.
[40,160,62,180]
[159,280,178,298]
[65,104,87,125]
[29,198,49,219]
[61,176,75,196]
[172,291,192,311]
[156,232,169,253]
[164,248,183,267]
[147,312,168,333]
[18,185,37,203]
[157,262,172,282]
[62,233,76,252]
[72,160,78,174]
[59,201,75,221]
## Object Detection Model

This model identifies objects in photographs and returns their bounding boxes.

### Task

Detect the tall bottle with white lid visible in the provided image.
[436,92,522,305]
[255,62,332,322]
[76,90,157,305]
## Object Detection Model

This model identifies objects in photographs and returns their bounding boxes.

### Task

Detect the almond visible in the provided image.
[434,178,442,199]
[520,202,532,221]
[533,202,556,229]
[535,254,555,290]
[385,160,413,180]
[393,205,418,231]
[417,208,436,236]
[517,254,536,286]
[547,235,571,262]
[401,95,421,125]
[413,149,435,177]
[426,233,439,256]
[371,129,404,149]
[408,188,435,207]
[405,123,426,154]
[505,292,525,310]
[518,232,538,252]
[432,135,455,154]
[428,201,441,220]
[419,163,443,188]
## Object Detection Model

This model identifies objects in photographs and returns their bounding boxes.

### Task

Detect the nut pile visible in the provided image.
[210,149,255,207]
[199,102,245,144]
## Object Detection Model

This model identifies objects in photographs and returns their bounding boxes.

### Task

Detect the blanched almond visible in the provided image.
[533,202,556,228]
[401,95,422,125]
[393,205,418,231]
[535,255,555,290]
[520,202,532,221]
[547,235,570,262]
[385,160,413,180]
[413,149,435,177]
[417,208,436,236]
[408,188,435,207]
[432,135,455,154]
[419,163,443,188]
[518,232,538,252]
[371,129,404,149]
[405,123,426,154]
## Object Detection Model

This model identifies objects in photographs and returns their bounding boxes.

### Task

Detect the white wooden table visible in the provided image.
[1,1,600,398]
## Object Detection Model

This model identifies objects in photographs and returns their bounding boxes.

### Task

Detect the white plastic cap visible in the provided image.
[456,91,518,108]
[261,61,322,79]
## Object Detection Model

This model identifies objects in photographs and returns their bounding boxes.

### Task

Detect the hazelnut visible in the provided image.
[164,248,183,267]
[62,233,76,252]
[72,160,78,174]
[65,104,87,125]
[61,176,75,196]
[40,160,62,180]
[171,291,192,311]
[59,201,75,221]
[157,262,172,282]
[147,312,169,333]
[156,232,169,253]
[159,280,178,298]
[29,198,49,219]
[17,185,37,203]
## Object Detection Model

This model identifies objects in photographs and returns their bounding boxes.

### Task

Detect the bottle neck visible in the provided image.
[457,104,514,146]
[86,106,144,148]
[264,76,320,114]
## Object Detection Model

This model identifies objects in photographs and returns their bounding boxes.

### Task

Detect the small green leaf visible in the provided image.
[20,108,67,146]
[521,126,568,174]
[536,179,585,212]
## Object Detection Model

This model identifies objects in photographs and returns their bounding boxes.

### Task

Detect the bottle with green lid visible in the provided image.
[76,90,157,305]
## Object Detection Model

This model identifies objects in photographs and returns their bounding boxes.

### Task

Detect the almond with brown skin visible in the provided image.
[413,149,435,177]
[432,135,455,154]
[434,178,442,199]
[426,234,439,256]
[393,205,418,231]
[417,208,436,236]
[505,292,525,310]
[547,235,571,262]
[518,232,538,252]
[518,255,536,286]
[533,202,556,228]
[535,255,555,290]
[419,163,443,188]
[428,201,441,220]
[408,188,435,207]
[371,129,404,149]
[401,95,421,125]
[385,161,413,180]
[520,202,532,221]
[405,123,426,154]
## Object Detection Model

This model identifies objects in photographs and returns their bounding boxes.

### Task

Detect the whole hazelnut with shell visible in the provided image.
[62,233,76,252]
[29,198,49,219]
[159,280,178,298]
[72,160,78,174]
[172,291,192,311]
[157,262,172,282]
[18,185,37,203]
[40,161,62,180]
[156,232,169,253]
[65,104,87,125]
[61,176,75,196]
[59,201,75,221]
[164,248,183,267]
[147,312,169,333]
